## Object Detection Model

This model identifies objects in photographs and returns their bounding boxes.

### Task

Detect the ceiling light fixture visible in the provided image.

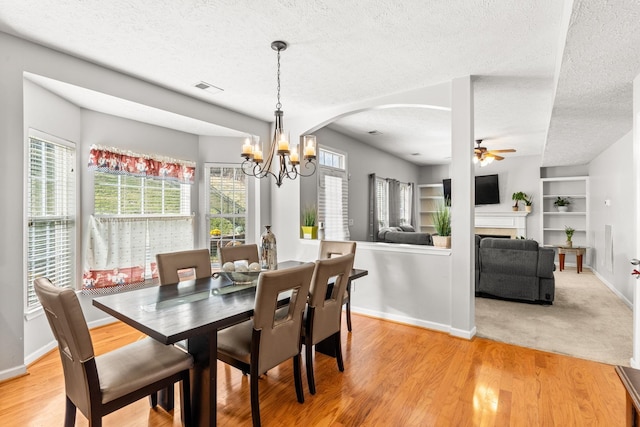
[240,40,316,187]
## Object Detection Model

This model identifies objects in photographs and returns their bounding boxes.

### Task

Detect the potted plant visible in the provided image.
[524,194,533,213]
[564,226,575,248]
[511,192,528,211]
[301,204,318,239]
[432,202,451,248]
[554,197,571,212]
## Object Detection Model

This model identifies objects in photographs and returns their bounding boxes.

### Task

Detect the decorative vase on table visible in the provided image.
[260,226,278,270]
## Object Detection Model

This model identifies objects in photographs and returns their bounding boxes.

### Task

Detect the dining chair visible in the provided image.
[156,248,212,284]
[303,253,355,395]
[219,243,260,265]
[34,277,193,427]
[317,240,357,331]
[216,262,314,427]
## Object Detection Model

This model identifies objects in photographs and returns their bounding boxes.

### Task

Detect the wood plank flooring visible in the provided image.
[0,314,626,426]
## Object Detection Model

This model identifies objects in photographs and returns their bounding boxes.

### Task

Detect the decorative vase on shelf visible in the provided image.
[525,205,532,213]
[260,226,278,270]
[565,240,573,248]
[557,206,569,212]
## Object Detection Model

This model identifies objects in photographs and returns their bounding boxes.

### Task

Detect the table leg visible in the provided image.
[187,335,217,427]
[577,254,583,273]
[559,253,565,271]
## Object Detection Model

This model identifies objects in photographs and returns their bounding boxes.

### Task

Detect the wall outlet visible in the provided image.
[348,218,354,226]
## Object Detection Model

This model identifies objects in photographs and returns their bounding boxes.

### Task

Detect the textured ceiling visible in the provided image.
[1,1,638,166]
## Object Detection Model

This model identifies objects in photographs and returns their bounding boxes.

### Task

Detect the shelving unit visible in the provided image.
[418,183,444,233]
[539,176,589,248]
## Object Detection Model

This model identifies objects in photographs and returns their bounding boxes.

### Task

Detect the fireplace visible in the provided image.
[474,212,529,238]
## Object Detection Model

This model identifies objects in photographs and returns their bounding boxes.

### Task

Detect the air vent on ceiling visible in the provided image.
[193,81,224,95]
[411,153,420,156]
[368,130,383,136]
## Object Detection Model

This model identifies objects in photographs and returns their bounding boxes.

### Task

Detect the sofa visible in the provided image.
[475,236,555,304]
[377,226,433,245]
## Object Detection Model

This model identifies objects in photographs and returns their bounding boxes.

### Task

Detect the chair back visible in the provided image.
[318,240,356,259]
[34,277,95,415]
[155,248,211,284]
[219,243,259,265]
[307,253,355,344]
[253,262,314,374]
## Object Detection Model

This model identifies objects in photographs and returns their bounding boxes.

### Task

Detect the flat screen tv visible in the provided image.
[442,174,500,206]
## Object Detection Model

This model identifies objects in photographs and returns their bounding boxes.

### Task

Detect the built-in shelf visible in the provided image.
[418,184,444,233]
[540,176,589,248]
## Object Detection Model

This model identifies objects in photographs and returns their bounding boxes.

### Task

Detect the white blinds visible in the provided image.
[376,177,389,228]
[27,134,76,308]
[319,169,350,240]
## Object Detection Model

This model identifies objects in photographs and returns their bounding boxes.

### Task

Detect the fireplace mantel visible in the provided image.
[475,211,529,237]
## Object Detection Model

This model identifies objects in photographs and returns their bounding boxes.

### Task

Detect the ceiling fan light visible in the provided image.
[472,156,479,164]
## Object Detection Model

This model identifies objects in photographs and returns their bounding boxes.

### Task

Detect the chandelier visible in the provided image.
[241,40,317,187]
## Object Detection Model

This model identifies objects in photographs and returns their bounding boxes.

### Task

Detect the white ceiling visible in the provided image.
[2,0,639,167]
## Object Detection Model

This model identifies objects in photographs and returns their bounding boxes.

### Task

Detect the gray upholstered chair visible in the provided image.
[302,253,355,395]
[216,263,314,427]
[155,248,212,284]
[317,240,357,331]
[219,243,260,266]
[34,277,193,427]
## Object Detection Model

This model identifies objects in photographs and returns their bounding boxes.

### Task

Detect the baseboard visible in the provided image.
[591,269,633,309]
[350,306,475,339]
[451,325,476,340]
[0,364,27,382]
[24,341,58,366]
[87,315,119,329]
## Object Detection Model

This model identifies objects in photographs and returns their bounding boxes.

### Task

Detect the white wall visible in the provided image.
[589,131,635,304]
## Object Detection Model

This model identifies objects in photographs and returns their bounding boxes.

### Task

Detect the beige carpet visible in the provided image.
[475,268,633,366]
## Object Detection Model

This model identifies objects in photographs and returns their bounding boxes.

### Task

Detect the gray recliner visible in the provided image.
[475,236,555,304]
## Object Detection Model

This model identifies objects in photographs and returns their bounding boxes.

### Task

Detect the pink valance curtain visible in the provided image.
[88,145,196,184]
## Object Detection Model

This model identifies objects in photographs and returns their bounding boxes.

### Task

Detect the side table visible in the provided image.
[557,246,587,273]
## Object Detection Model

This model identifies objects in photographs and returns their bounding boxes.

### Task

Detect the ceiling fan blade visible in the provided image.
[492,154,505,160]
[489,149,516,153]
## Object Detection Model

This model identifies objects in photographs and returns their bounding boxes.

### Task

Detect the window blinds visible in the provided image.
[27,135,76,308]
[319,169,350,240]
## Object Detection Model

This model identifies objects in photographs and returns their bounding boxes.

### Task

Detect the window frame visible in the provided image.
[318,146,350,240]
[204,163,249,265]
[25,129,77,313]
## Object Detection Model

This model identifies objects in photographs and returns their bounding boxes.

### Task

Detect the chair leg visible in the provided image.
[180,373,192,427]
[250,370,261,427]
[64,396,76,427]
[334,332,344,372]
[293,354,305,403]
[149,392,158,408]
[346,298,352,332]
[305,341,316,395]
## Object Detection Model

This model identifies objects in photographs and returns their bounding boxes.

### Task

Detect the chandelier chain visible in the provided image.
[276,48,282,110]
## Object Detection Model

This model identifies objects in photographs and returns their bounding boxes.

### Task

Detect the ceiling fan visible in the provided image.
[474,139,516,166]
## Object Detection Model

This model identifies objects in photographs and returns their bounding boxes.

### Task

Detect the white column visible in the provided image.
[450,76,475,338]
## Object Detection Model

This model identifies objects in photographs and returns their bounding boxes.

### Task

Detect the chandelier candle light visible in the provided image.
[241,40,317,187]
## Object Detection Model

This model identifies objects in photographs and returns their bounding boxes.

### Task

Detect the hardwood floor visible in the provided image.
[0,314,626,426]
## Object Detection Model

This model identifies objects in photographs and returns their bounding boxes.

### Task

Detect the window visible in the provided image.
[374,177,414,230]
[26,131,76,309]
[94,173,190,215]
[206,164,248,265]
[399,182,413,225]
[376,177,389,228]
[85,152,194,292]
[318,148,349,240]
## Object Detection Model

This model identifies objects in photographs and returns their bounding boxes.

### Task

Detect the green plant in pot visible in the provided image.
[524,194,533,212]
[432,202,451,248]
[301,204,318,239]
[511,191,528,211]
[554,197,571,212]
[564,225,575,248]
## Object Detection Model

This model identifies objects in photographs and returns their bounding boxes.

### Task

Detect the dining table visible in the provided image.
[93,260,368,427]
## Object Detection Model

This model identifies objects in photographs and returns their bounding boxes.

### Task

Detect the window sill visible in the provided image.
[24,306,45,321]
